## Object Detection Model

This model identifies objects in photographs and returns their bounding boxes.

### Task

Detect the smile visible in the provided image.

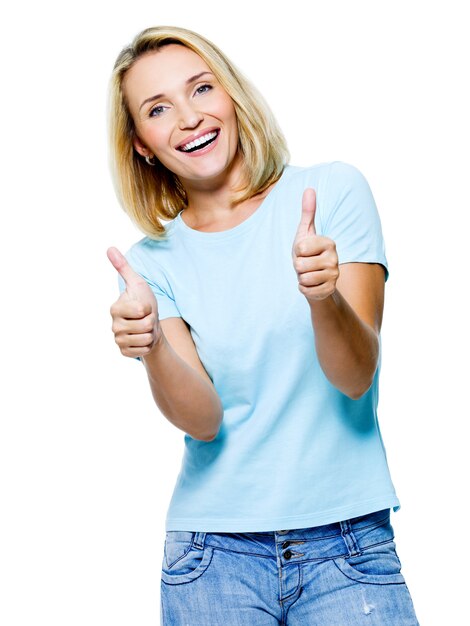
[177,129,220,153]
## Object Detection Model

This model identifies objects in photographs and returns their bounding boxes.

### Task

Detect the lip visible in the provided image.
[175,127,220,151]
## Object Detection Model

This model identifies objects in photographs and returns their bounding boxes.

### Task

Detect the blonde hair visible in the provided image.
[108,26,290,239]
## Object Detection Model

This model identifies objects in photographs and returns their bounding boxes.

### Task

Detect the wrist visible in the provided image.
[143,323,165,363]
[307,288,340,311]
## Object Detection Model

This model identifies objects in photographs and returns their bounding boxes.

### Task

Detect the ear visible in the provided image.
[132,134,152,159]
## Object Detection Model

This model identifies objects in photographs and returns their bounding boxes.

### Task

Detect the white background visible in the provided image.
[1,1,468,624]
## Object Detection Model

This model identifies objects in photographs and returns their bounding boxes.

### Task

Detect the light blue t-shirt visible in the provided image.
[118,161,401,532]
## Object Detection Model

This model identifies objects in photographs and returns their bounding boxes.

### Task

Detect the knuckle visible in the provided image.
[138,333,149,345]
[134,305,146,318]
[144,318,155,333]
[142,334,153,346]
[294,243,302,256]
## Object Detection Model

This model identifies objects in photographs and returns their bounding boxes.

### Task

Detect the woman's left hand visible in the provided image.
[291,188,340,302]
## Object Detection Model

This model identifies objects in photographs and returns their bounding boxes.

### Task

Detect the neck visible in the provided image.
[178,152,247,218]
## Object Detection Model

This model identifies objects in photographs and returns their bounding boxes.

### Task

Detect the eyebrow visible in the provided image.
[138,71,214,111]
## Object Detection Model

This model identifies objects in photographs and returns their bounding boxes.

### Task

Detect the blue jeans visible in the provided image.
[160,508,420,625]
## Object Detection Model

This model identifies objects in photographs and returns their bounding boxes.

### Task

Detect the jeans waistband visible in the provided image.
[191,508,393,561]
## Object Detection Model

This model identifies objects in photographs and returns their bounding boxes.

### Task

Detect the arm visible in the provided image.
[142,318,223,441]
[292,187,385,399]
[108,246,223,442]
[308,262,384,399]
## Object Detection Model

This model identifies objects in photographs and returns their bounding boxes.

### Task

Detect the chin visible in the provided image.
[180,157,236,182]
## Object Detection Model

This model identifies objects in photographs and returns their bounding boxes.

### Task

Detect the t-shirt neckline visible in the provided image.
[175,165,290,242]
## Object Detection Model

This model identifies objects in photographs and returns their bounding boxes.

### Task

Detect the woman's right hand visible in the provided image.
[107,247,162,358]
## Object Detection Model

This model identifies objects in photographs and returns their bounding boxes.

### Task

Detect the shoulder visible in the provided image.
[124,220,179,266]
[281,160,369,190]
[312,161,378,223]
[281,161,330,183]
[323,161,373,193]
[124,236,153,268]
[279,161,372,212]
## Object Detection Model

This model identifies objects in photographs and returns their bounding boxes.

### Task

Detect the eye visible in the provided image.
[149,104,167,118]
[195,84,213,95]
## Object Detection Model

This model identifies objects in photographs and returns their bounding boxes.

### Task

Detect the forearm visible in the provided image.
[142,332,223,441]
[309,289,379,399]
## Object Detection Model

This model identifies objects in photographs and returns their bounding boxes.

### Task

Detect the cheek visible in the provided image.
[219,98,238,136]
[150,124,167,142]
[224,99,237,123]
[208,92,237,122]
[143,125,171,156]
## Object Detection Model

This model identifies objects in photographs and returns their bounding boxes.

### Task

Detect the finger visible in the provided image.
[111,295,152,320]
[125,332,154,348]
[297,269,331,288]
[295,237,328,259]
[112,312,156,332]
[295,188,317,241]
[120,345,154,358]
[107,247,144,290]
[293,254,325,275]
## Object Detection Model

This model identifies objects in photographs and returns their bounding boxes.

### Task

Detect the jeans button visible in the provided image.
[284,550,293,560]
[282,541,291,549]
[278,529,289,535]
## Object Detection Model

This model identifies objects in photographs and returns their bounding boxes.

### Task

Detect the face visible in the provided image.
[123,44,241,189]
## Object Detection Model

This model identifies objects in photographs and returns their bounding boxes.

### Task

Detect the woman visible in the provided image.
[107,26,420,625]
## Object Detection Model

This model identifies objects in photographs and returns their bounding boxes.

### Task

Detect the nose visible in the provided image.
[177,100,204,130]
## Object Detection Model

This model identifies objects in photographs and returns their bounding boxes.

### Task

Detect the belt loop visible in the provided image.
[339,519,362,557]
[192,532,206,550]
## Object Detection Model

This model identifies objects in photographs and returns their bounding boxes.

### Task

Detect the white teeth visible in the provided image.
[180,131,218,151]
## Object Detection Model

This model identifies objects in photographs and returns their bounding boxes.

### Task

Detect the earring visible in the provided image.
[145,155,156,166]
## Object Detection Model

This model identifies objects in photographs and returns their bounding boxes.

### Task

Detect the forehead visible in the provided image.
[123,45,210,104]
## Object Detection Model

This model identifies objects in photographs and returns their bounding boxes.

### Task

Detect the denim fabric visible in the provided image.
[160,508,420,625]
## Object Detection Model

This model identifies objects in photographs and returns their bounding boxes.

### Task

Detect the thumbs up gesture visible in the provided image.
[292,188,339,302]
[107,247,162,358]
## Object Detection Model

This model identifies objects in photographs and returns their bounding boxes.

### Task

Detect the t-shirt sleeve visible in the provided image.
[320,161,389,282]
[116,246,182,320]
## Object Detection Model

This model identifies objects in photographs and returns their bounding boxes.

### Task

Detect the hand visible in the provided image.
[107,247,162,358]
[291,188,339,302]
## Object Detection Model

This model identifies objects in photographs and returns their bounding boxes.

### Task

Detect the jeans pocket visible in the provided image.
[333,540,406,585]
[161,531,213,586]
